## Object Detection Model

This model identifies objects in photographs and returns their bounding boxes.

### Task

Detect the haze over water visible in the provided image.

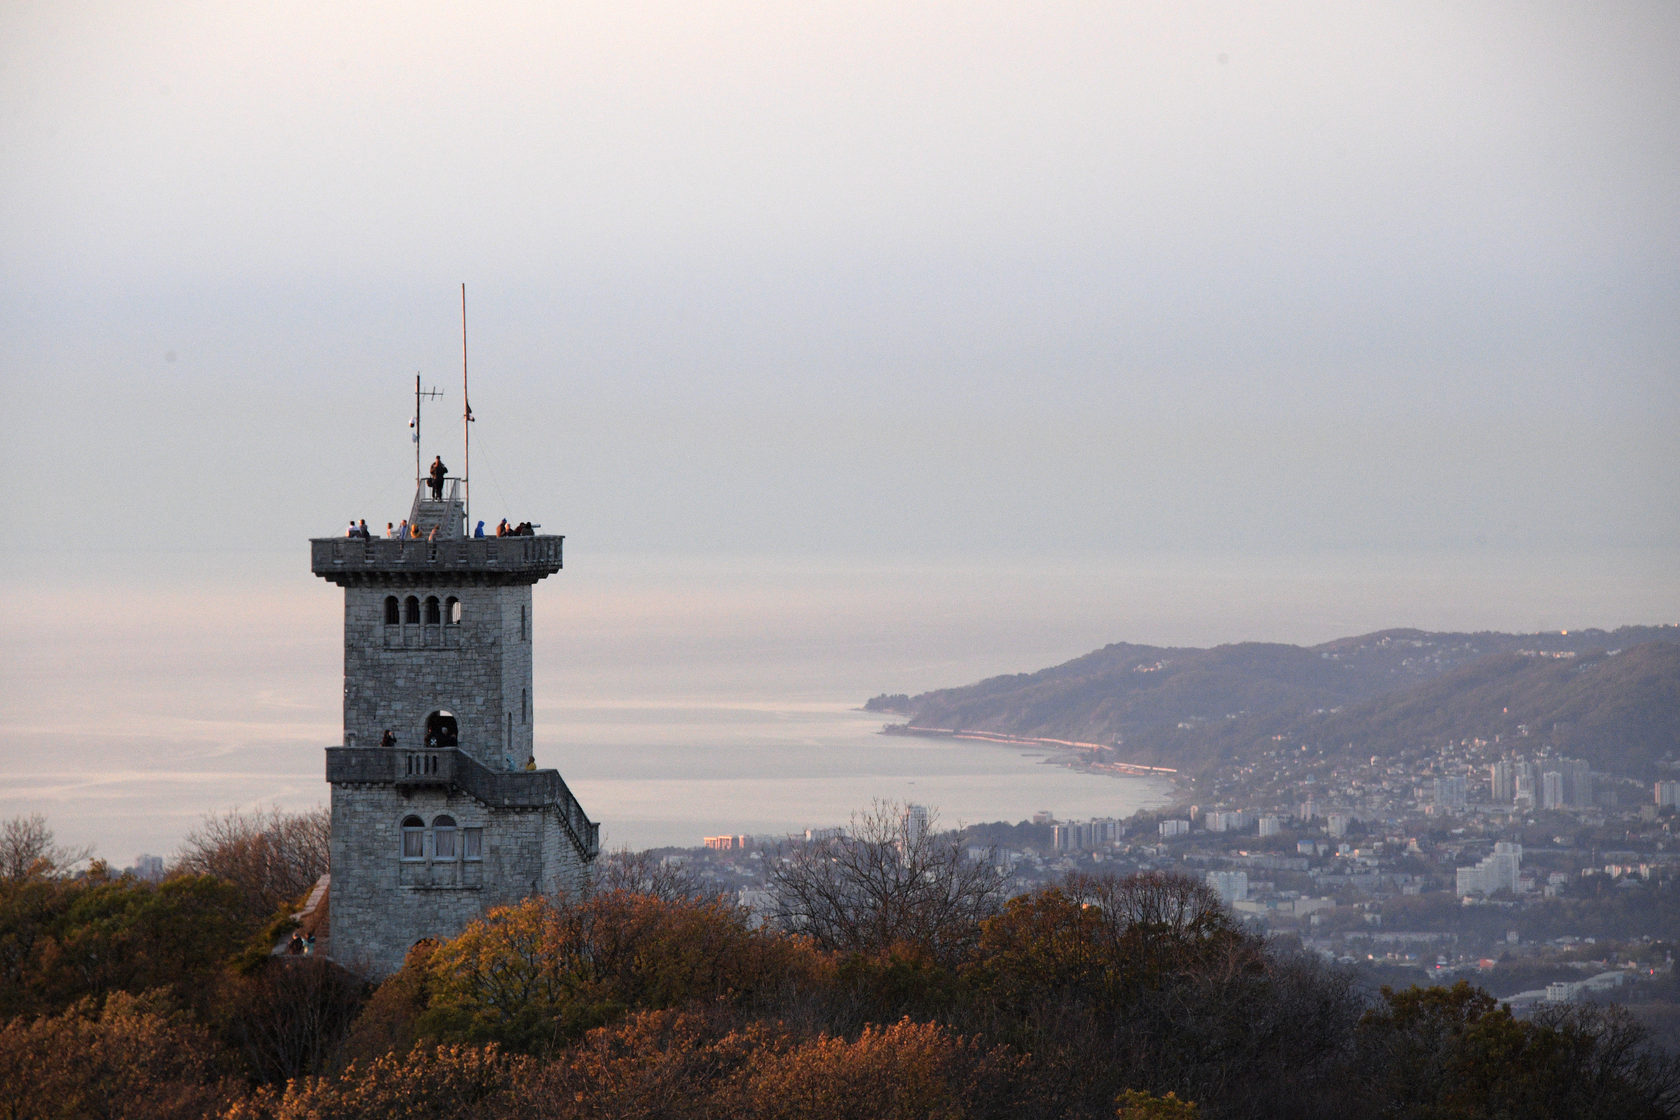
[4,8,1676,860]
[4,544,1672,861]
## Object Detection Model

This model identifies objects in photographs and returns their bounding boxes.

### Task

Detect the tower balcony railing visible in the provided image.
[327,746,599,858]
[310,535,564,581]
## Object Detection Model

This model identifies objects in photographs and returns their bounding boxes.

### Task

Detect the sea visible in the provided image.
[4,544,1672,863]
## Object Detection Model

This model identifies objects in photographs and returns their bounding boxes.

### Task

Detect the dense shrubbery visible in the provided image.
[3,812,1679,1118]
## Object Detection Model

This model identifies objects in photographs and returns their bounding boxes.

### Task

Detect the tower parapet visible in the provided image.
[310,534,563,586]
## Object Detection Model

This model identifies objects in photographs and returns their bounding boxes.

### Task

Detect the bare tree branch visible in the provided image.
[174,806,330,919]
[592,847,710,903]
[0,814,92,881]
[767,800,1003,964]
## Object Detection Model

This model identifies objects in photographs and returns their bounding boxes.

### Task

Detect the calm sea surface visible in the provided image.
[5,545,1671,861]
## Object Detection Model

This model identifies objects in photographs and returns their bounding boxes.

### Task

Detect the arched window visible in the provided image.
[446,597,461,625]
[432,815,457,860]
[424,711,458,749]
[401,816,424,860]
[384,596,400,625]
[404,596,421,624]
[425,596,441,625]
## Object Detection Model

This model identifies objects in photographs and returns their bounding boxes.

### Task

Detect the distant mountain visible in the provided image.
[867,626,1680,777]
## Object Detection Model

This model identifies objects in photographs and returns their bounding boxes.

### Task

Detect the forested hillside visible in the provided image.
[5,809,1680,1119]
[868,626,1680,775]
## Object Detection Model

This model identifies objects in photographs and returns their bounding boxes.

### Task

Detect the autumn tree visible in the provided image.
[339,940,440,1066]
[1357,981,1680,1120]
[521,1007,780,1120]
[419,891,828,1054]
[215,956,371,1084]
[767,801,1003,966]
[0,991,239,1120]
[224,1043,533,1120]
[738,1016,1028,1120]
[174,806,329,922]
[591,847,708,902]
[1114,1089,1199,1119]
[963,872,1363,1119]
[0,872,254,1020]
[0,814,90,881]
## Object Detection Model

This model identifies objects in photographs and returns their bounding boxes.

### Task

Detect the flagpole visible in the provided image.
[414,373,422,488]
[461,283,471,529]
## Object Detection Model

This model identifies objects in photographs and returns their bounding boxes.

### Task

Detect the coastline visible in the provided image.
[880,722,1175,773]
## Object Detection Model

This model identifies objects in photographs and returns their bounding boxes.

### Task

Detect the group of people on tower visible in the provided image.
[340,458,536,541]
[347,519,443,540]
[347,516,535,541]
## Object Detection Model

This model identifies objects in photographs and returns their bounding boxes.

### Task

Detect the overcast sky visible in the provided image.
[3,2,1676,590]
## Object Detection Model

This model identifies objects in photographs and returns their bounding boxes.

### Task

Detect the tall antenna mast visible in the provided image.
[461,283,474,526]
[410,373,442,487]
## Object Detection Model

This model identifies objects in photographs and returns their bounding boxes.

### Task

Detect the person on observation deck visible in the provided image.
[428,456,448,500]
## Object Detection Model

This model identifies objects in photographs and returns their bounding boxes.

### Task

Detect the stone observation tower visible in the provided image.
[310,475,598,977]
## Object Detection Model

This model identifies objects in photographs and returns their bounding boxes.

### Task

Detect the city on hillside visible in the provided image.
[651,742,1680,1044]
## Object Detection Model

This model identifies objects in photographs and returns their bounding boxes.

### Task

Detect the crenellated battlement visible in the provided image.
[310,534,563,586]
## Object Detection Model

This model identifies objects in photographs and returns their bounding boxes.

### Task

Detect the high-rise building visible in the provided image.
[1433,776,1468,811]
[1541,771,1565,811]
[902,803,931,845]
[1514,767,1536,811]
[1456,841,1522,896]
[1491,758,1539,806]
[1558,758,1592,809]
[1490,759,1514,803]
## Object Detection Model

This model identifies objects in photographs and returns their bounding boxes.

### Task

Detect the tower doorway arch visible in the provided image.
[424,711,458,749]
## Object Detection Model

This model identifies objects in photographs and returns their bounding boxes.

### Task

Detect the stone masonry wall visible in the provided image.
[329,780,591,977]
[342,584,534,770]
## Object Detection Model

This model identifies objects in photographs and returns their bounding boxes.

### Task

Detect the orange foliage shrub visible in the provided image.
[223,1043,533,1120]
[419,891,830,1053]
[739,1017,1026,1120]
[0,992,239,1120]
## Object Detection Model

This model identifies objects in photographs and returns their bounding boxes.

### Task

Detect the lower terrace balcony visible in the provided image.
[326,745,598,858]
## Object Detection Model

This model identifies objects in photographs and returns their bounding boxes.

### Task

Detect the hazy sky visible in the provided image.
[4,3,1679,858]
[3,2,1677,598]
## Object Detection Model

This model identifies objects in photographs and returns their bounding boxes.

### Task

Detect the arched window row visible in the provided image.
[399,814,483,862]
[383,595,463,626]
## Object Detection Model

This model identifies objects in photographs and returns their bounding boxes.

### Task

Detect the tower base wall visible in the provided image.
[327,781,593,977]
